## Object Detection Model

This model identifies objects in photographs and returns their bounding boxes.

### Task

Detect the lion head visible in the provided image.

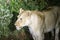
[15,8,32,30]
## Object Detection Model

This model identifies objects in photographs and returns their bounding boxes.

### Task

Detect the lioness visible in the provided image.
[15,6,60,40]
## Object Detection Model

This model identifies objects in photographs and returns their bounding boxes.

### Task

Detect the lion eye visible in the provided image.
[20,18,22,20]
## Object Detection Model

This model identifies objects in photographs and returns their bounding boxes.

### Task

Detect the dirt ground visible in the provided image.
[0,29,60,40]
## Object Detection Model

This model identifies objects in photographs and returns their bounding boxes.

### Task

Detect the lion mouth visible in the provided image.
[16,26,21,30]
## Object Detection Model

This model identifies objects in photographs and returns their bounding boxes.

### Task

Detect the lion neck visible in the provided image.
[28,13,44,35]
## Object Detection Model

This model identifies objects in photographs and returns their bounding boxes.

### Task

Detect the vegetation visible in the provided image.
[0,0,13,37]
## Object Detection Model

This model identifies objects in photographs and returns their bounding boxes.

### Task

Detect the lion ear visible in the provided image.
[19,8,24,14]
[27,11,32,16]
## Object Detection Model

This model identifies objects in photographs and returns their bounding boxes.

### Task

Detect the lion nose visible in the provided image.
[14,24,16,26]
[14,22,20,26]
[14,23,17,26]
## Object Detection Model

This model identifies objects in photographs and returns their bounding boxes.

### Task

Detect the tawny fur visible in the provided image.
[15,6,60,40]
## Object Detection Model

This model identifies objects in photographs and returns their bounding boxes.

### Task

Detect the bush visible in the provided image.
[0,0,13,37]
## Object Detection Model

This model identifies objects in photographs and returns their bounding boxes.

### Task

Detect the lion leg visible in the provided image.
[37,33,44,40]
[32,31,44,40]
[36,32,44,40]
[51,29,55,40]
[51,29,54,36]
[55,27,59,40]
